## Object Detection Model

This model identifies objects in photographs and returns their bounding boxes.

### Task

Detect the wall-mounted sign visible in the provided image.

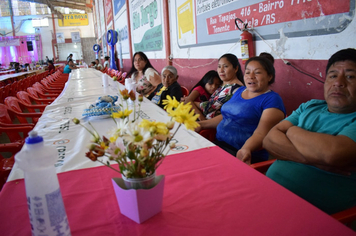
[58,14,89,27]
[56,32,65,43]
[0,38,20,47]
[113,0,125,16]
[176,0,355,48]
[130,0,163,52]
[115,8,130,54]
[71,32,81,43]
[105,0,113,25]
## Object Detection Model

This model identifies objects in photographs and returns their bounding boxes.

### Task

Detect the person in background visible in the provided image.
[89,61,96,68]
[263,48,356,215]
[45,56,50,65]
[148,66,183,109]
[103,56,110,69]
[181,70,222,104]
[197,57,286,164]
[66,54,73,62]
[190,53,244,121]
[95,59,103,71]
[127,51,161,96]
[14,63,21,73]
[259,52,275,64]
[47,60,55,74]
[63,59,78,74]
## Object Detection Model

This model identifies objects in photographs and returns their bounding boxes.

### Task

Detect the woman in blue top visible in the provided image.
[63,59,78,74]
[197,57,286,164]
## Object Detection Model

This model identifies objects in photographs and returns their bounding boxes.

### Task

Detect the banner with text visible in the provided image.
[58,14,89,27]
[130,0,164,52]
[176,0,354,48]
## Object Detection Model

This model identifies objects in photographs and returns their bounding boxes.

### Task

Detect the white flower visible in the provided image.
[124,122,152,146]
[115,137,126,151]
[116,118,129,136]
[123,170,130,177]
[91,131,100,143]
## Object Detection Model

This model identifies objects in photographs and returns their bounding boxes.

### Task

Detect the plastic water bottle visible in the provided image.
[15,131,71,236]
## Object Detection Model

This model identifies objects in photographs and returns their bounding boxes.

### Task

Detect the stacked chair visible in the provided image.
[0,65,65,190]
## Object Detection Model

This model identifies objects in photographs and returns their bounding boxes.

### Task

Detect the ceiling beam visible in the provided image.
[19,0,93,16]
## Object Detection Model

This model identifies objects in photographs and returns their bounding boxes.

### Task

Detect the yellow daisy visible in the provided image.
[112,109,132,119]
[162,95,180,111]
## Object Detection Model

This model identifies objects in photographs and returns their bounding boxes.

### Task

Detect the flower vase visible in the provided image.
[122,172,156,189]
[111,175,165,224]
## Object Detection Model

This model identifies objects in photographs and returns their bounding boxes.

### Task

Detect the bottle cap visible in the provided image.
[25,131,43,144]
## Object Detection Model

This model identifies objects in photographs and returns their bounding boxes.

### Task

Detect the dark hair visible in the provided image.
[219,53,244,84]
[67,59,73,64]
[191,70,221,93]
[127,51,156,77]
[326,48,356,73]
[105,56,110,60]
[259,52,275,65]
[245,56,275,85]
[48,60,53,65]
[91,61,96,65]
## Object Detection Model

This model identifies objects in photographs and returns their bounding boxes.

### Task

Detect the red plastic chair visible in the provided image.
[18,90,54,104]
[250,159,276,173]
[181,86,189,97]
[41,79,64,91]
[0,87,4,103]
[43,76,66,87]
[33,82,62,94]
[4,97,42,124]
[0,141,23,190]
[27,87,58,99]
[5,96,46,112]
[0,104,34,142]
[3,84,11,99]
[199,129,216,142]
[9,81,18,96]
[17,91,52,106]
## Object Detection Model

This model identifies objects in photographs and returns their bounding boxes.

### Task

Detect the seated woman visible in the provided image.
[63,59,78,74]
[95,59,103,71]
[190,54,244,121]
[127,51,161,96]
[103,56,110,69]
[182,70,222,104]
[148,66,183,109]
[47,60,55,74]
[197,57,286,164]
[89,61,96,68]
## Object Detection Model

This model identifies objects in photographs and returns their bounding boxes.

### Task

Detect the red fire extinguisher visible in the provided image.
[235,18,255,65]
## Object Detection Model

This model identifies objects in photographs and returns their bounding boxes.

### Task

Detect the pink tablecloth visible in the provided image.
[0,146,354,235]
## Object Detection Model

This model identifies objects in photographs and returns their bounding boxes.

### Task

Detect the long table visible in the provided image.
[0,68,354,235]
[0,70,40,83]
